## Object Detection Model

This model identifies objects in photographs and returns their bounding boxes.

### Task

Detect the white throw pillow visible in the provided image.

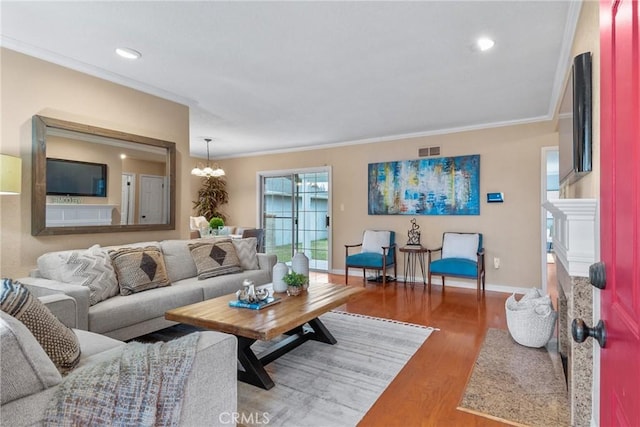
[37,245,119,305]
[441,233,479,261]
[361,231,391,255]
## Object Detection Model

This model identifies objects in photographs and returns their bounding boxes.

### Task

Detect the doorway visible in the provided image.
[259,167,331,271]
[139,174,166,224]
[121,173,136,225]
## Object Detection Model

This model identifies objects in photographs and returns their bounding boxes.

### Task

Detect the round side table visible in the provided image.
[399,245,428,286]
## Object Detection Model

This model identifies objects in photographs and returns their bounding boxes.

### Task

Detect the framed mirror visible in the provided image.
[32,115,176,236]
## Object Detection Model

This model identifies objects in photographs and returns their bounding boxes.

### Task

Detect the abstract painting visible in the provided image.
[368,154,480,215]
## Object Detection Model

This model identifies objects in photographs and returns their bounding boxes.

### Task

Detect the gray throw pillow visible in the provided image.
[232,237,259,270]
[0,311,62,404]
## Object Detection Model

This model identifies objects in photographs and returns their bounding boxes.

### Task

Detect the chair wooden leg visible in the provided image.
[476,270,486,300]
[362,269,366,286]
[345,266,349,285]
[427,272,432,293]
[441,276,445,289]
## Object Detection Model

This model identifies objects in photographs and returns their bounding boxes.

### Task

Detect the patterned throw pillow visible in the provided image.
[38,245,119,306]
[0,278,81,374]
[232,237,259,270]
[109,246,171,296]
[189,240,242,280]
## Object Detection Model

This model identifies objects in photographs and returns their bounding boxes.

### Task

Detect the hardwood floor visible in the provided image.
[312,272,511,427]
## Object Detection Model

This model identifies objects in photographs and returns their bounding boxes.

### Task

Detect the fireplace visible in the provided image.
[543,198,597,427]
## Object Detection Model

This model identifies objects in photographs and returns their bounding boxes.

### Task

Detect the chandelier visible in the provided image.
[191,138,225,178]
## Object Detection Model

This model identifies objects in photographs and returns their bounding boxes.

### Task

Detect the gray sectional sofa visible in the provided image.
[19,238,277,341]
[1,293,237,426]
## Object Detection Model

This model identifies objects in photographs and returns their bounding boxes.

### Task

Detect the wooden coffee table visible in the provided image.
[165,282,365,389]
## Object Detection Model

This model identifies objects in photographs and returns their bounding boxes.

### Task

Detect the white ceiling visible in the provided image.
[1,1,581,159]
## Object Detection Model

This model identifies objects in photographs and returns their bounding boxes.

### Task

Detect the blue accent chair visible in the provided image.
[427,232,485,300]
[345,230,397,286]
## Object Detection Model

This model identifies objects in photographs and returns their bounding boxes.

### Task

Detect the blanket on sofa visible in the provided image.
[44,333,200,427]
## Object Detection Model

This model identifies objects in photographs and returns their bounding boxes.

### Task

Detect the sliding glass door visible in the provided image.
[260,168,330,271]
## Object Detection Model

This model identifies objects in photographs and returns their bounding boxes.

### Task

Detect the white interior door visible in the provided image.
[139,174,165,224]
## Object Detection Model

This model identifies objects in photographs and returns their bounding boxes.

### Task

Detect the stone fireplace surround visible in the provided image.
[543,198,597,427]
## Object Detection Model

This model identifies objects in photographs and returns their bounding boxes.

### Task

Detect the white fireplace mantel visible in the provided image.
[46,203,117,227]
[543,198,597,277]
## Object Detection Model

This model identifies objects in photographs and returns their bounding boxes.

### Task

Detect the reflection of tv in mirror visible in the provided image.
[46,158,107,197]
[559,52,592,185]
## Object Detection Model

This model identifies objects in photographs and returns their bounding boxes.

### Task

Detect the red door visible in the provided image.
[599,1,640,425]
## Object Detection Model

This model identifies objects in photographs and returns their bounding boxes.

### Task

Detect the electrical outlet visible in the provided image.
[494,257,500,269]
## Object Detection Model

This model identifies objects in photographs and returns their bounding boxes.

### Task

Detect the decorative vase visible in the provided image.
[287,286,302,296]
[272,262,289,293]
[292,252,309,290]
[292,251,309,276]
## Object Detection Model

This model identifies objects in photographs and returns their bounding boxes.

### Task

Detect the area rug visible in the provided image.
[237,311,435,427]
[458,328,569,427]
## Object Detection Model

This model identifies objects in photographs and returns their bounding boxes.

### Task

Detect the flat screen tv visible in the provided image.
[560,51,592,185]
[46,158,107,197]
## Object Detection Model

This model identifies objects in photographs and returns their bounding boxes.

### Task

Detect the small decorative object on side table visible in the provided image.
[282,272,308,296]
[407,218,421,246]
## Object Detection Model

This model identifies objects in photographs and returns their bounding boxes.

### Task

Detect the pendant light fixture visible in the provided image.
[191,138,225,178]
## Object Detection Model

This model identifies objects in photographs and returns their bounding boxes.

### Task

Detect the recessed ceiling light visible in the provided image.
[476,37,495,52]
[120,154,127,159]
[115,47,142,60]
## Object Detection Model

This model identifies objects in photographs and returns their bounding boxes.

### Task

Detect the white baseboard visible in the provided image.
[333,269,532,295]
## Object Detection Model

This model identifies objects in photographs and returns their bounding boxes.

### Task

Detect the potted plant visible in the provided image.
[193,176,228,222]
[209,217,224,234]
[282,272,308,296]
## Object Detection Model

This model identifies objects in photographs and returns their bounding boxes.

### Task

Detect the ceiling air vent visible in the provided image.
[418,146,441,157]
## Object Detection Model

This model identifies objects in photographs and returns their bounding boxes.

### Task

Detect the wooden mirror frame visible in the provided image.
[32,115,176,236]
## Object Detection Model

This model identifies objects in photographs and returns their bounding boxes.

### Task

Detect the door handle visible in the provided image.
[325,215,330,227]
[572,318,606,348]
